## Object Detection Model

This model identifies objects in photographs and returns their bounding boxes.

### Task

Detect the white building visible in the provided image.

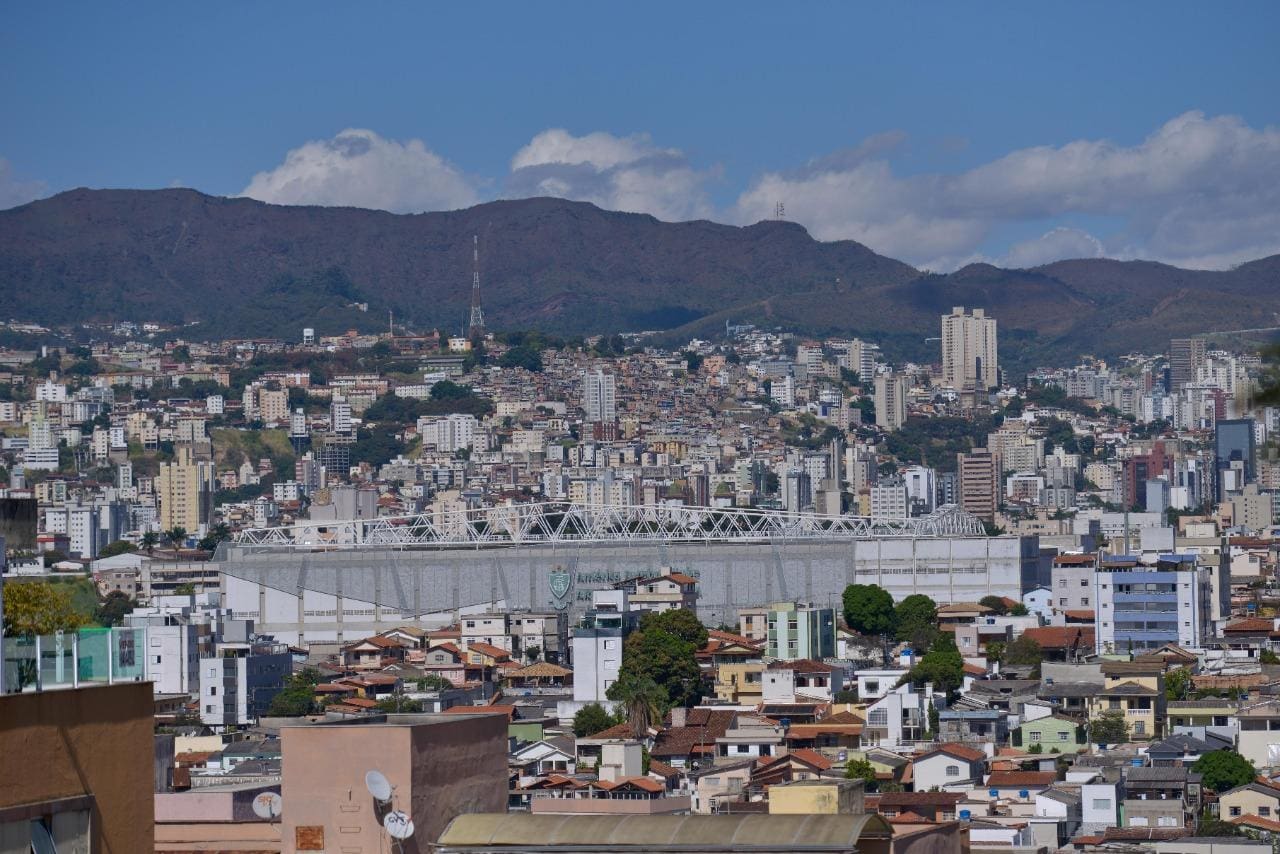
[874,373,908,430]
[583,368,617,423]
[571,591,630,705]
[941,306,998,391]
[419,413,478,453]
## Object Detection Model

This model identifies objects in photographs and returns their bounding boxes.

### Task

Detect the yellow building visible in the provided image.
[714,661,765,704]
[768,779,868,816]
[1219,783,1280,822]
[1087,660,1166,740]
[157,445,214,535]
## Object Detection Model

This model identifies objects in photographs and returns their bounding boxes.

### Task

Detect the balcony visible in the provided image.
[2,627,148,693]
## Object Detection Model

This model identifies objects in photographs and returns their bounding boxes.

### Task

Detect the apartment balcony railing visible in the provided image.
[1,627,148,693]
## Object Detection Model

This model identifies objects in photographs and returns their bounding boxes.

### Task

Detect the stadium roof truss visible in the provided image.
[230,502,987,549]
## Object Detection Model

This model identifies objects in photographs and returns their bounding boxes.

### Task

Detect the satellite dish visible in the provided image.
[365,770,392,803]
[252,791,283,820]
[384,810,415,840]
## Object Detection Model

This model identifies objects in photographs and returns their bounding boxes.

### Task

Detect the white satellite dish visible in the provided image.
[365,770,393,803]
[383,810,415,840]
[252,791,283,820]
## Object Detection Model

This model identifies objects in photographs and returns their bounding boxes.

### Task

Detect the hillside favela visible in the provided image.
[3,5,1280,854]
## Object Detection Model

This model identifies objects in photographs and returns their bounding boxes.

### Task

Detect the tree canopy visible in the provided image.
[843,584,895,636]
[894,594,938,645]
[573,702,622,738]
[2,581,84,636]
[902,632,964,696]
[1089,710,1130,745]
[266,668,322,717]
[613,608,706,710]
[1192,750,1256,793]
[94,590,136,627]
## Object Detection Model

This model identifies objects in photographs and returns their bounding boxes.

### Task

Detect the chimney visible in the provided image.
[670,706,687,728]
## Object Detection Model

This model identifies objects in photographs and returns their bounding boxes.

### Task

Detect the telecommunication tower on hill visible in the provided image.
[468,234,485,336]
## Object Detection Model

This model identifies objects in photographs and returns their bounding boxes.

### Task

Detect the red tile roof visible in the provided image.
[923,743,986,762]
[1021,625,1095,650]
[786,748,835,771]
[987,770,1057,788]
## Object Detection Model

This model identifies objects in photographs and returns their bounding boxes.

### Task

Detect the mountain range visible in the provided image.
[2,188,1278,373]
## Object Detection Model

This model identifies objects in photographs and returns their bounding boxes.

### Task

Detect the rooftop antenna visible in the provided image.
[468,234,485,337]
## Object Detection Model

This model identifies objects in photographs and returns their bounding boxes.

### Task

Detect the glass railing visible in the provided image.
[2,626,148,693]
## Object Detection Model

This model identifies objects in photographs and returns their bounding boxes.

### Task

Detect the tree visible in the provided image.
[94,590,136,627]
[843,584,895,637]
[173,582,197,596]
[903,633,964,696]
[1262,649,1280,665]
[267,668,322,717]
[376,695,423,713]
[639,608,709,649]
[979,595,1009,616]
[894,594,938,644]
[98,540,138,559]
[140,531,159,554]
[1008,603,1029,616]
[1004,636,1043,667]
[1,581,84,636]
[165,527,188,549]
[618,615,705,709]
[1193,750,1257,794]
[1089,710,1130,744]
[525,645,541,662]
[606,672,666,735]
[833,689,859,703]
[573,702,621,738]
[1197,809,1246,838]
[198,522,232,553]
[498,346,543,372]
[415,674,453,692]
[845,758,878,788]
[1165,666,1192,700]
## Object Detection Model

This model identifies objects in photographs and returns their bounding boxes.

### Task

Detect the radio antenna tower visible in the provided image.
[468,234,485,336]
[775,201,785,220]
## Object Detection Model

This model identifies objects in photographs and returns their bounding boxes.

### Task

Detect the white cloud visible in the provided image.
[506,129,715,222]
[241,128,478,213]
[733,111,1280,270]
[0,157,48,210]
[1000,227,1104,269]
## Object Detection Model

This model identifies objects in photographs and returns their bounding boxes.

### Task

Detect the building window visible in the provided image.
[1059,731,1070,741]
[1133,721,1145,735]
[1093,799,1111,811]
[946,765,960,777]
[1081,580,1089,587]
[1082,598,1090,606]
[1260,807,1271,817]
[1230,807,1242,817]
[1029,731,1042,743]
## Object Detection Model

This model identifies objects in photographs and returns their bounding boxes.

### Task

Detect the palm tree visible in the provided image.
[607,673,665,736]
[165,527,187,549]
[140,531,159,555]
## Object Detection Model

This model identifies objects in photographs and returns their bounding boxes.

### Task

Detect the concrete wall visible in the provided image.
[0,682,154,853]
[281,713,507,854]
[221,536,1034,645]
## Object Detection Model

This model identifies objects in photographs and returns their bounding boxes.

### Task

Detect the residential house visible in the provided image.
[1087,660,1167,741]
[688,757,754,814]
[1167,699,1239,743]
[1032,787,1083,849]
[510,739,577,781]
[1145,733,1231,767]
[938,708,1009,744]
[1021,626,1096,662]
[1219,781,1280,822]
[649,708,735,769]
[616,567,699,614]
[1011,715,1088,754]
[985,770,1057,802]
[1122,765,1201,830]
[713,661,765,705]
[1238,701,1280,769]
[762,659,842,703]
[873,791,965,822]
[714,714,785,765]
[341,636,410,669]
[863,683,935,747]
[911,744,986,791]
[783,710,864,760]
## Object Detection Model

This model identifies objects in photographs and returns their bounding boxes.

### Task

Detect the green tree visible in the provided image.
[1262,649,1280,665]
[1165,666,1192,700]
[573,702,621,738]
[845,758,878,788]
[98,539,138,559]
[525,645,541,662]
[842,584,896,636]
[1027,743,1043,754]
[376,695,424,713]
[1005,636,1043,667]
[619,616,705,709]
[1008,603,1029,616]
[979,595,1009,615]
[165,527,188,549]
[903,633,964,696]
[639,608,709,649]
[198,522,232,553]
[1,581,84,636]
[1197,808,1246,837]
[1193,750,1257,793]
[94,590,136,627]
[415,674,454,691]
[498,346,544,372]
[141,531,159,554]
[894,594,938,644]
[267,668,322,717]
[1089,710,1130,744]
[606,672,666,735]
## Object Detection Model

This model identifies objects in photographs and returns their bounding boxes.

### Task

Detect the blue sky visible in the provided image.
[2,2,1278,270]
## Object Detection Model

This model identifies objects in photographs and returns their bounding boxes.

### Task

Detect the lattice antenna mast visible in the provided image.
[468,234,485,335]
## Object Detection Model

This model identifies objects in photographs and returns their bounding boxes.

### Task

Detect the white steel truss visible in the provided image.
[230,502,987,549]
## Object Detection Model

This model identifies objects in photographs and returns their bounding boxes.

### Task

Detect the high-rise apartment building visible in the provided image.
[874,373,908,430]
[157,445,214,534]
[941,306,999,391]
[957,448,1000,523]
[1169,338,1206,392]
[583,369,617,423]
